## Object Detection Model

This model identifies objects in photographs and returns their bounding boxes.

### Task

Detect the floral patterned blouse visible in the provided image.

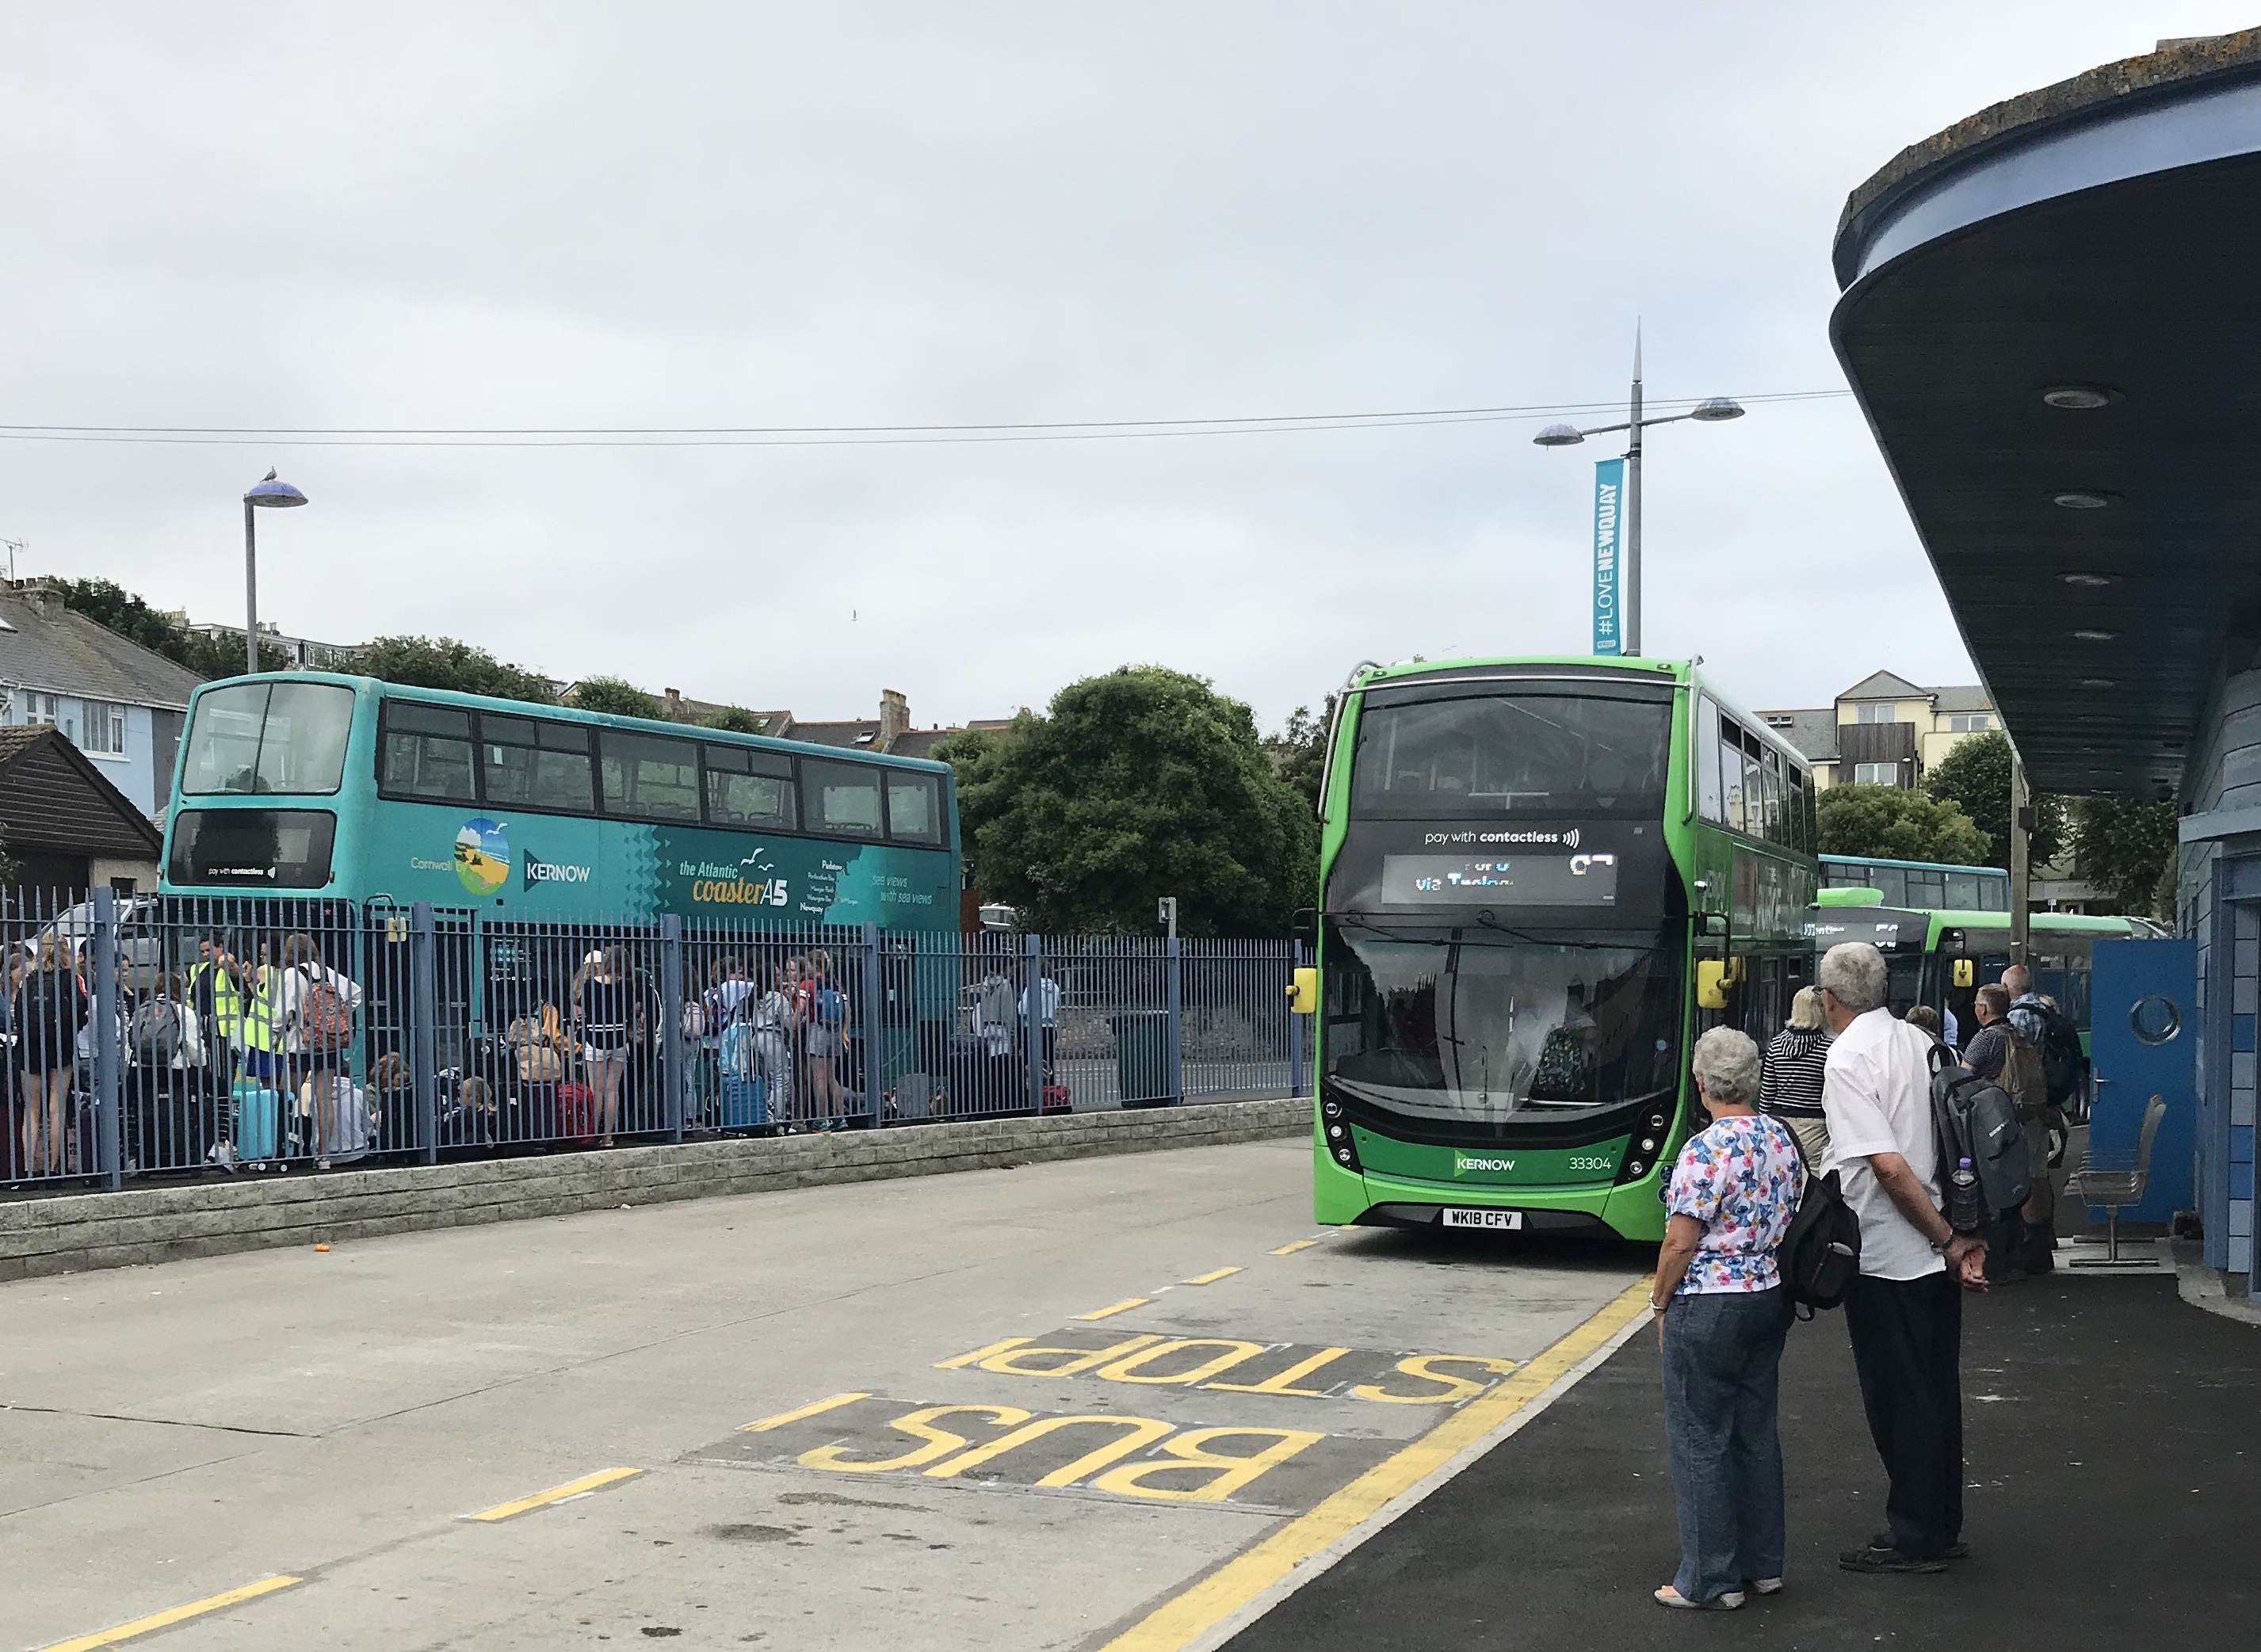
[1665,1112,1804,1294]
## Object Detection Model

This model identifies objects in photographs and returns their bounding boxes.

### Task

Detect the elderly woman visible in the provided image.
[1652,1025,1805,1610]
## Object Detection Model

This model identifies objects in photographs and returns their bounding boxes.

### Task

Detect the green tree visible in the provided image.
[1266,699,1334,815]
[1818,782,1991,865]
[1923,730,2064,869]
[0,821,17,885]
[48,578,292,676]
[353,635,556,704]
[2072,795,2179,917]
[940,666,1320,936]
[567,676,664,720]
[698,705,768,734]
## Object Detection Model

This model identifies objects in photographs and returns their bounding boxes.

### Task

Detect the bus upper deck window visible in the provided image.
[885,773,942,845]
[803,758,883,838]
[380,701,477,803]
[481,714,594,813]
[182,681,355,796]
[705,744,796,830]
[600,731,701,821]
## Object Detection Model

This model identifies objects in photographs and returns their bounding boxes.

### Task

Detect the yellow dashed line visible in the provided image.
[1270,1239,1321,1255]
[1075,1297,1152,1322]
[40,1576,302,1651]
[1183,1267,1243,1285]
[741,1391,871,1432]
[463,1466,642,1522]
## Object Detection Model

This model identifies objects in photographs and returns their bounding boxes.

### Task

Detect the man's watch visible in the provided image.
[1931,1236,1957,1255]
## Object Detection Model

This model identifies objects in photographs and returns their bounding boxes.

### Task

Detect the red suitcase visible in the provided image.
[1041,1083,1072,1116]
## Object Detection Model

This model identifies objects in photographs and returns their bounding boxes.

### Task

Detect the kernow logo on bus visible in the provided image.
[1454,1153,1517,1174]
[522,852,593,890]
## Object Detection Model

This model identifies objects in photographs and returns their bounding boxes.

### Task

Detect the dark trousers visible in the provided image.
[1844,1269,1964,1558]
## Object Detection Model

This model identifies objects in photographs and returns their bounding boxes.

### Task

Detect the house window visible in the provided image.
[80,700,126,756]
[1853,761,1900,784]
[1946,713,1993,732]
[23,691,57,725]
[1852,703,1900,723]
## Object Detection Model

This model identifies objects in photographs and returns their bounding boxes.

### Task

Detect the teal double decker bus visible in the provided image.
[1312,657,1818,1241]
[160,674,960,925]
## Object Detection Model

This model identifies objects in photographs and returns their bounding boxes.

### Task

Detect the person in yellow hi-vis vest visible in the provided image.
[186,932,251,1169]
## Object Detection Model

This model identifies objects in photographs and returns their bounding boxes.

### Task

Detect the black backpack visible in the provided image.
[1927,1044,2033,1223]
[1778,1127,1862,1318]
[2016,999,2086,1103]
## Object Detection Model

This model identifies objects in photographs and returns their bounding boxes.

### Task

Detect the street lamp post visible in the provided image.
[1533,330,1744,657]
[243,471,308,677]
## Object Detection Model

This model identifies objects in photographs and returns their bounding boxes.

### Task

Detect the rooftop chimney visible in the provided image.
[879,689,910,745]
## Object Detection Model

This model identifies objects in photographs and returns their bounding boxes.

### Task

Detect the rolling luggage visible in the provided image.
[1041,1083,1072,1116]
[719,1074,768,1130]
[556,1080,598,1146]
[231,1079,281,1162]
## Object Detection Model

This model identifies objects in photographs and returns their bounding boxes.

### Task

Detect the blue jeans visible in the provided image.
[1661,1286,1789,1600]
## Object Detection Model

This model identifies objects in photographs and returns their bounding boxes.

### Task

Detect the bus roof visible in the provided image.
[191,671,955,775]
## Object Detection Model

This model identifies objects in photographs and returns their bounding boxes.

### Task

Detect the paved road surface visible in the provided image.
[1,1136,1651,1650]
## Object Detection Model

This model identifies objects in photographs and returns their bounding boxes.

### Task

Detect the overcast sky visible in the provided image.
[0,4,2243,732]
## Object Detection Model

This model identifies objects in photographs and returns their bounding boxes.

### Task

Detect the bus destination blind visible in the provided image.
[1380,851,1618,906]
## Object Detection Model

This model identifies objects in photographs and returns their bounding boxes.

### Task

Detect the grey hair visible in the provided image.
[1691,1025,1763,1106]
[1787,985,1827,1031]
[1819,941,1889,1014]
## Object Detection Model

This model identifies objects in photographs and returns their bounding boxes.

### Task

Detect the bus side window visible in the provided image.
[885,773,943,845]
[380,701,477,804]
[803,759,884,839]
[1719,718,1747,832]
[705,744,796,830]
[1696,697,1724,822]
[481,714,594,814]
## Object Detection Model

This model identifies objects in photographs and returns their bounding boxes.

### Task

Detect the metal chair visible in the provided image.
[2064,1093,2169,1267]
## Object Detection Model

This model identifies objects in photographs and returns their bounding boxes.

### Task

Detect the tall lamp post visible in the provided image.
[243,471,308,677]
[1533,331,1744,657]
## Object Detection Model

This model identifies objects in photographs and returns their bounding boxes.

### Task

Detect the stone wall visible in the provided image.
[0,1099,1310,1282]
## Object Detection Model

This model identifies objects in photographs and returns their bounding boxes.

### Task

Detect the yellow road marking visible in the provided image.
[742,1391,871,1431]
[1269,1239,1320,1255]
[1183,1267,1242,1285]
[1097,1276,1653,1652]
[464,1466,642,1522]
[40,1575,301,1651]
[1075,1297,1151,1321]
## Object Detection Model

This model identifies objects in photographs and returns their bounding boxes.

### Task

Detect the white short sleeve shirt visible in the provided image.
[1821,1006,1946,1280]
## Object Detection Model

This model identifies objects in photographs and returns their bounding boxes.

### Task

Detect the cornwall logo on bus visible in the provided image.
[453,818,510,895]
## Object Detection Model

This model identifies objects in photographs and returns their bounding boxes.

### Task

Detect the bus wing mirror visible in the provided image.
[1287,967,1317,1015]
[1696,960,1733,1010]
[1952,958,1976,989]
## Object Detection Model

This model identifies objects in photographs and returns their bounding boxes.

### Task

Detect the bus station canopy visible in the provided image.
[1830,31,2261,799]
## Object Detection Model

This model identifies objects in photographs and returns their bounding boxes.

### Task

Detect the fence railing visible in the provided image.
[0,889,1312,1193]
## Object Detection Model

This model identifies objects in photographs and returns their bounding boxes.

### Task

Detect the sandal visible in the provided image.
[1655,1586,1744,1611]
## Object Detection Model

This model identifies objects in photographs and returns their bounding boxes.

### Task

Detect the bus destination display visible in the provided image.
[1380,851,1618,906]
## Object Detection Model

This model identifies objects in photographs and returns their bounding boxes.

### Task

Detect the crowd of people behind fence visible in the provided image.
[3,919,1086,1182]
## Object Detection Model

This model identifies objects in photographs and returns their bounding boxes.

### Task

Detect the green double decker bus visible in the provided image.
[160,673,961,927]
[1312,657,1818,1241]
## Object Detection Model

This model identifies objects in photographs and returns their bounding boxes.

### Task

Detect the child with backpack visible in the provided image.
[277,933,364,1169]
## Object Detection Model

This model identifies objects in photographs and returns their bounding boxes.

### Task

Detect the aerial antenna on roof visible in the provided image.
[0,537,23,584]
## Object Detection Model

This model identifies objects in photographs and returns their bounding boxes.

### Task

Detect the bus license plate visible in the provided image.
[1441,1208,1523,1230]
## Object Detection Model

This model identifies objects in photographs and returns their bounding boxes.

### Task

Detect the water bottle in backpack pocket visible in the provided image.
[1928,1045,2032,1228]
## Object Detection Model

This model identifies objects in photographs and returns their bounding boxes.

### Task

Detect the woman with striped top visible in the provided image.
[1759,986,1831,1164]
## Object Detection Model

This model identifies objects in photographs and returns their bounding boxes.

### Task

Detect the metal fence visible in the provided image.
[0,889,1311,1192]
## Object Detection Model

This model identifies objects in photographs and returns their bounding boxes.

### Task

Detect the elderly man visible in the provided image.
[1817,941,1988,1574]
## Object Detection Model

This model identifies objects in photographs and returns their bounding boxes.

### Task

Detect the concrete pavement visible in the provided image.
[1224,1270,2261,1652]
[0,1135,1652,1650]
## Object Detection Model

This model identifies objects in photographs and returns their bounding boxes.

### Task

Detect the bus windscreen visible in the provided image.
[1323,921,1679,1125]
[1350,686,1671,818]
